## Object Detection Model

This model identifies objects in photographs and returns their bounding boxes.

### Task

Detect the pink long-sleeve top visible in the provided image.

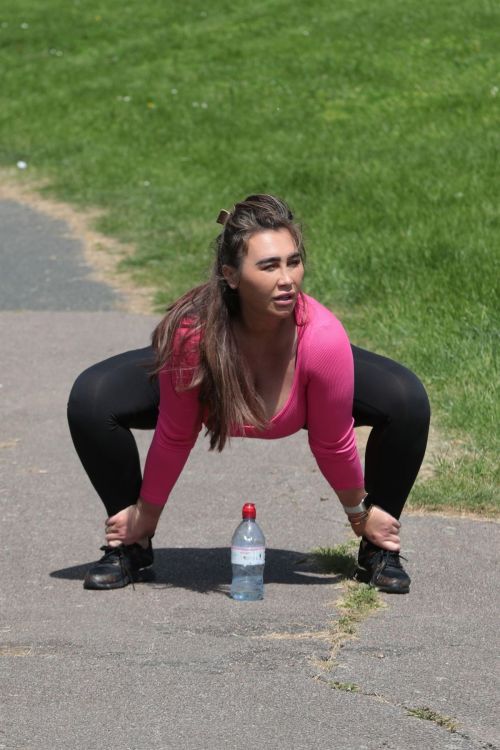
[140,294,364,505]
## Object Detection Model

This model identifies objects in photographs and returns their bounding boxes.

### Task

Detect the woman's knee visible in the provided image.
[67,364,114,431]
[389,365,431,432]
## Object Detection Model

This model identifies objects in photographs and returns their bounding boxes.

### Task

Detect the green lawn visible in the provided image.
[1,0,498,514]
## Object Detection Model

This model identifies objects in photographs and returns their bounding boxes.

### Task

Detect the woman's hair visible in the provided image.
[151,194,306,451]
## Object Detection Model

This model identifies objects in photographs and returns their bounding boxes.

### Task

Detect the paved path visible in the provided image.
[0,200,119,311]
[0,199,498,749]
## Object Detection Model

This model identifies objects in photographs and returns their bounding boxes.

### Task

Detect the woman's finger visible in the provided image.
[386,527,400,539]
[383,539,400,551]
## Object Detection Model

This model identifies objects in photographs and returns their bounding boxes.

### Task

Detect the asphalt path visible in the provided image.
[0,199,498,749]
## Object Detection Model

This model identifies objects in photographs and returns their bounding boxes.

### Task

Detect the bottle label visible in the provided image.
[231,546,265,566]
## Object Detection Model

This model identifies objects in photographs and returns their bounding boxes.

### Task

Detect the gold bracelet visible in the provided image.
[349,511,368,527]
[349,506,374,533]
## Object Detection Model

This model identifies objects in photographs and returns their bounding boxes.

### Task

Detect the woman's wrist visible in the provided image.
[342,498,368,516]
[137,497,164,524]
[348,506,373,537]
[336,488,368,514]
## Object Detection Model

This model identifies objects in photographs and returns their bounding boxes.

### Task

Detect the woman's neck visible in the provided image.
[234,311,295,344]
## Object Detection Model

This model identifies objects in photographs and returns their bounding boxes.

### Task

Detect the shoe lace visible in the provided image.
[99,545,136,590]
[379,550,407,568]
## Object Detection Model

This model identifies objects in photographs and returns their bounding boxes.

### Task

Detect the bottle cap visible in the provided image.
[242,502,256,519]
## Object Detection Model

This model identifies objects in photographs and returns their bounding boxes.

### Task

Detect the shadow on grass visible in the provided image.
[50,547,345,594]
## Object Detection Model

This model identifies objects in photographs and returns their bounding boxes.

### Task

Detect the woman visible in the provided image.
[68,194,430,594]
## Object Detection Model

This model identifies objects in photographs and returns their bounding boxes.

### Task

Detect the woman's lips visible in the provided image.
[273,293,295,306]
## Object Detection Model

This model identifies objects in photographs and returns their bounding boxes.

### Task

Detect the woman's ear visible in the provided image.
[222,264,239,290]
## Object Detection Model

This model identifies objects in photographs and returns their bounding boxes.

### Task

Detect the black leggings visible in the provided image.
[67,345,430,520]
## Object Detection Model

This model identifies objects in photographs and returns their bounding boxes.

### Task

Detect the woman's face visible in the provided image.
[223,228,304,323]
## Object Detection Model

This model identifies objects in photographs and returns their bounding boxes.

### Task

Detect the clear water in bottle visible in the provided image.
[230,503,265,601]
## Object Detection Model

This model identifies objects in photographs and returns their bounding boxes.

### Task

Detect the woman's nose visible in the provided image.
[278,267,292,286]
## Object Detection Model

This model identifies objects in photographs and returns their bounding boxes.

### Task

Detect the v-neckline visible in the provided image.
[267,324,300,422]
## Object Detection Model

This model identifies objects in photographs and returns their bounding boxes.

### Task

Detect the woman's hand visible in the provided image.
[105,499,163,547]
[351,505,401,551]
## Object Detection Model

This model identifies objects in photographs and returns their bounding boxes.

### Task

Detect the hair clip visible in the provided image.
[216,209,230,226]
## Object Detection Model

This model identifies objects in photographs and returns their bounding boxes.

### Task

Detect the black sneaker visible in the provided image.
[355,538,410,594]
[83,539,154,590]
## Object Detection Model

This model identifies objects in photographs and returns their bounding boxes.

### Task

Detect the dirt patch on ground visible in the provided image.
[0,170,156,315]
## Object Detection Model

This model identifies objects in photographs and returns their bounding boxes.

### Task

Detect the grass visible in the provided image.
[1,0,498,513]
[315,580,383,664]
[409,450,499,517]
[328,681,360,693]
[336,582,383,634]
[313,542,384,666]
[406,706,458,733]
[315,546,460,734]
[313,540,359,578]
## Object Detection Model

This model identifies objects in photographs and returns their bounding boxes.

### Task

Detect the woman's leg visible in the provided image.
[351,345,431,520]
[67,346,159,518]
[68,346,160,589]
[350,345,430,593]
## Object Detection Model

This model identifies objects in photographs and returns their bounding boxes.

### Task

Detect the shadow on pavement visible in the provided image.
[50,547,344,593]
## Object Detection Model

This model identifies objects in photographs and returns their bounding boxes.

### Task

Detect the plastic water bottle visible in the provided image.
[230,503,265,601]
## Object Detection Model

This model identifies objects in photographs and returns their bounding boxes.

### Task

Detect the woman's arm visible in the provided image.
[139,366,203,505]
[105,355,203,545]
[305,318,364,490]
[304,315,400,550]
